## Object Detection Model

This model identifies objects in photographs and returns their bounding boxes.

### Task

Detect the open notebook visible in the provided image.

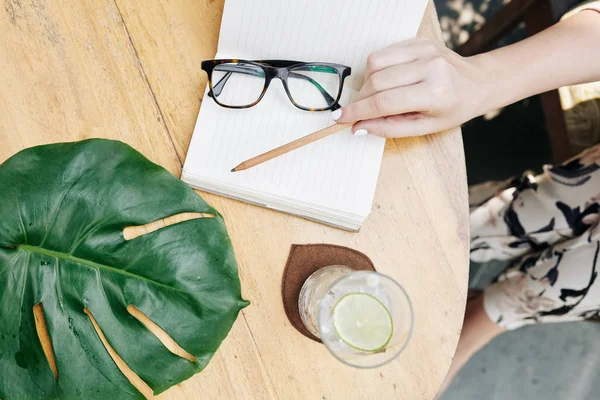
[183,0,429,231]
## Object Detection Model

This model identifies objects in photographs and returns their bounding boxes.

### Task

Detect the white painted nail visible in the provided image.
[331,109,342,121]
[354,129,368,136]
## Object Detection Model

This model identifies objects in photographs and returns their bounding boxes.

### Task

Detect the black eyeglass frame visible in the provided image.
[201,59,352,111]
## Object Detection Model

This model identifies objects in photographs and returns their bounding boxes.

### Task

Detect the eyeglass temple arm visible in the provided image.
[209,65,336,105]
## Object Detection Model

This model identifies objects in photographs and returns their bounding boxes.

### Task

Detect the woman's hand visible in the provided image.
[333,38,493,138]
[335,8,600,139]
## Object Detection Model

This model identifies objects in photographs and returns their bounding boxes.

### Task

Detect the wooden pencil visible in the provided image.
[231,122,353,172]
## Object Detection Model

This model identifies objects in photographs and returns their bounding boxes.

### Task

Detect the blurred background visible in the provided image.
[434,1,600,399]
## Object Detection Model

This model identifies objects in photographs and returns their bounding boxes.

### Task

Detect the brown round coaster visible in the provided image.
[281,244,376,342]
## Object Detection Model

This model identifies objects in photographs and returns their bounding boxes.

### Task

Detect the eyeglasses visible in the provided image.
[201,59,351,111]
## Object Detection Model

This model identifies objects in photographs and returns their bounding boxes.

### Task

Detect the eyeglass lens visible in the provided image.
[212,63,266,107]
[287,65,340,109]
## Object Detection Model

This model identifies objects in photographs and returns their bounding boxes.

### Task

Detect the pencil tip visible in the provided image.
[230,168,236,172]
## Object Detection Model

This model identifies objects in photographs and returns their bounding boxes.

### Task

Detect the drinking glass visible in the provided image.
[298,266,413,368]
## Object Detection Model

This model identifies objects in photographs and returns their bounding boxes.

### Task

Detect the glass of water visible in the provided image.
[298,266,413,368]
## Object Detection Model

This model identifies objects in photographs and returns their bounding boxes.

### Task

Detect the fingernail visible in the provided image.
[354,129,368,136]
[331,109,342,121]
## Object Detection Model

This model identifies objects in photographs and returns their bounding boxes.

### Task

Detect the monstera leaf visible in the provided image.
[0,140,249,399]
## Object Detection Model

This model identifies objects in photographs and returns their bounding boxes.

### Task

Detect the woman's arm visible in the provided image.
[334,9,600,138]
[481,9,600,113]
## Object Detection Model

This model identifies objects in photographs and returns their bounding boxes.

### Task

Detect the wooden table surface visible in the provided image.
[0,1,469,399]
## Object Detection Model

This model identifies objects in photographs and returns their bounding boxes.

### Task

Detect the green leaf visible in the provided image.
[0,139,249,399]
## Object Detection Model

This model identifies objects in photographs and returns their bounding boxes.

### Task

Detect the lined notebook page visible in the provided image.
[183,0,428,218]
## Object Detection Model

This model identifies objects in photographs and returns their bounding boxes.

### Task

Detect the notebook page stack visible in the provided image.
[183,0,429,231]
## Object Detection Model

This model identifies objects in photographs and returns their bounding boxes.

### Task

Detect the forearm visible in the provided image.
[335,9,600,138]
[473,9,600,115]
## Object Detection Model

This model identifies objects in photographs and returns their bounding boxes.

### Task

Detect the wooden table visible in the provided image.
[0,1,469,399]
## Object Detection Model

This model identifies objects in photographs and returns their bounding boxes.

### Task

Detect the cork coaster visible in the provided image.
[281,244,376,342]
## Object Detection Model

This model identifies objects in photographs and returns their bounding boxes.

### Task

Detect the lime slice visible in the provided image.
[332,293,393,352]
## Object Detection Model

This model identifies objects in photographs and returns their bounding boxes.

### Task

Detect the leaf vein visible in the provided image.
[54,257,65,311]
[16,192,27,244]
[39,172,86,247]
[0,250,24,276]
[68,215,119,255]
[19,244,186,295]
